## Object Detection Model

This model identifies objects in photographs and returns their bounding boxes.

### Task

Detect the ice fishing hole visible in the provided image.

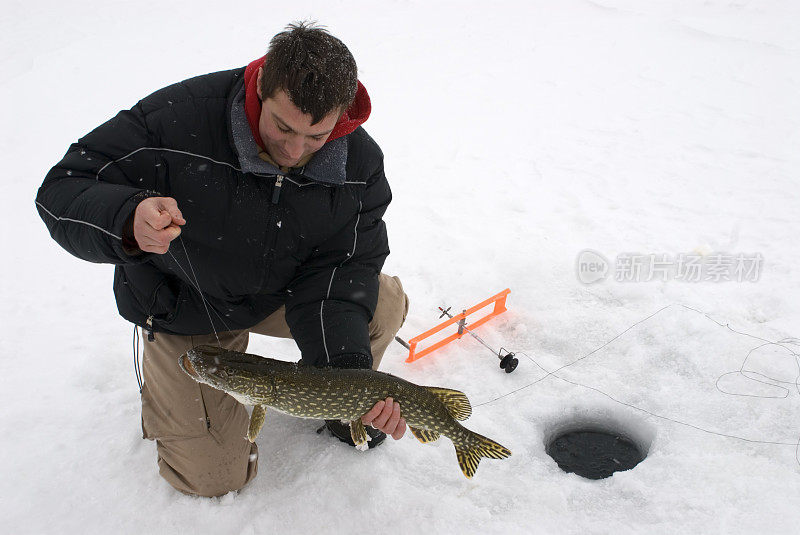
[543,411,653,480]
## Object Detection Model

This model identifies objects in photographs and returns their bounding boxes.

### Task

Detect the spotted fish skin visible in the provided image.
[180,345,511,478]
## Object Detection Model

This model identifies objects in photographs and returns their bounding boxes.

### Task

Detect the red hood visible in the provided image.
[244,56,371,152]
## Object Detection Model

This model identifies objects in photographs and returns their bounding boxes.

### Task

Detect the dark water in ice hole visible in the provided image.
[546,430,645,479]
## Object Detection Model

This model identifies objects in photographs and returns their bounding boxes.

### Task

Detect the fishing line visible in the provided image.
[473,303,800,467]
[166,234,232,346]
[133,235,233,391]
[715,343,796,399]
[474,304,673,407]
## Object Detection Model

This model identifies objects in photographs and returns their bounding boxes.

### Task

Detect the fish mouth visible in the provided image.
[179,351,199,379]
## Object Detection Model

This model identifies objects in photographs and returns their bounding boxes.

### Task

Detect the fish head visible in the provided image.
[179,344,277,405]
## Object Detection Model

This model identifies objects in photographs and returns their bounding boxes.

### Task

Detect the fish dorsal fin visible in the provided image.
[426,387,472,421]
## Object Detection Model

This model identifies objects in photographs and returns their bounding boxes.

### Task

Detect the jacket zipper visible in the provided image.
[144,315,155,341]
[272,174,284,204]
[143,276,175,341]
[259,174,284,293]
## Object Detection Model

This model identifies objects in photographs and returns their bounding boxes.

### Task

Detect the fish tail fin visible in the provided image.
[455,432,512,479]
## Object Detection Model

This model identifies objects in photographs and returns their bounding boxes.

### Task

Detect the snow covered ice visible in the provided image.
[2,1,799,534]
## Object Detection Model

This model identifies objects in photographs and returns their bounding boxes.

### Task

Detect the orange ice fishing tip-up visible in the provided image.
[394,288,519,373]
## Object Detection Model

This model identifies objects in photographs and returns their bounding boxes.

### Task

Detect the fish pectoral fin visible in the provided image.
[350,419,369,450]
[247,405,267,442]
[409,426,440,444]
[425,387,472,421]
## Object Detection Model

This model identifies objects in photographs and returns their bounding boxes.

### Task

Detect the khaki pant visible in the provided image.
[141,274,408,497]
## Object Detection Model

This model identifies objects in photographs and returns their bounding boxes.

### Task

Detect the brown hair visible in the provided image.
[260,21,358,124]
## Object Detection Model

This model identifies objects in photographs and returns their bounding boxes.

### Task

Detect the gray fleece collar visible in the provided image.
[229,83,348,184]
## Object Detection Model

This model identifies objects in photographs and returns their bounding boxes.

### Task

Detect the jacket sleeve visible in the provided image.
[284,153,391,370]
[35,101,160,265]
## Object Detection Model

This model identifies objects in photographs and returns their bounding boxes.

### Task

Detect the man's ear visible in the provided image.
[256,66,263,100]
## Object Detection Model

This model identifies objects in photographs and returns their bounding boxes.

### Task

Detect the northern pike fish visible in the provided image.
[179,345,511,479]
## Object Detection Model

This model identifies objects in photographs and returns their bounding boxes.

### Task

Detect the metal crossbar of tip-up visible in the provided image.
[394,288,519,373]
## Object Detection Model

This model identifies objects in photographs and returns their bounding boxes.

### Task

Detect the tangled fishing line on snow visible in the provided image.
[473,303,800,468]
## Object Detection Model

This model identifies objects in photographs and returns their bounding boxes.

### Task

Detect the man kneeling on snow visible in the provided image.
[36,22,409,497]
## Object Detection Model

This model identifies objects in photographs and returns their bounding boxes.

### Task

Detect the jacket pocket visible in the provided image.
[147,276,186,329]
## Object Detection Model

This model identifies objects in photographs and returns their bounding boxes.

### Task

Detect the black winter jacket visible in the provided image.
[35,67,391,368]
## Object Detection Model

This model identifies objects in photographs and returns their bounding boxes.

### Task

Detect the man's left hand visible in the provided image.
[362,397,406,440]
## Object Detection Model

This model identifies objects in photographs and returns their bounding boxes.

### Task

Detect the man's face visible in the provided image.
[257,72,340,168]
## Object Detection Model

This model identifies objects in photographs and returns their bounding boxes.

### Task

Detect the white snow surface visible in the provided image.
[2,1,799,533]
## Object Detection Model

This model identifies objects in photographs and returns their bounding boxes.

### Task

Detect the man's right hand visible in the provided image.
[131,197,186,254]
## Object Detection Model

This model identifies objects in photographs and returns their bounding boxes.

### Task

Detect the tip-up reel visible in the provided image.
[395,289,519,373]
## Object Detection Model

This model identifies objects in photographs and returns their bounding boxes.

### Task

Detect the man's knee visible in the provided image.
[368,274,409,370]
[373,274,409,334]
[141,328,255,496]
[156,436,258,497]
